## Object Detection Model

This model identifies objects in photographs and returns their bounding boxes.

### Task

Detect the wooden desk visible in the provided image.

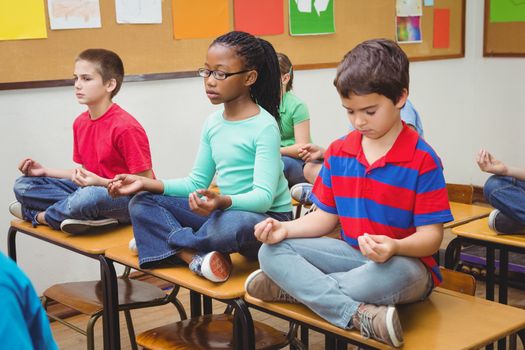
[246,288,525,350]
[104,245,260,350]
[7,220,133,350]
[445,202,493,229]
[446,218,525,305]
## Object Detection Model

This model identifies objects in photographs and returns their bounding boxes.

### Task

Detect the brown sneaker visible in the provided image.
[244,269,299,303]
[352,304,403,348]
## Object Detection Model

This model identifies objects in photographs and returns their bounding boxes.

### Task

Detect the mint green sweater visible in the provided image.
[162,108,292,213]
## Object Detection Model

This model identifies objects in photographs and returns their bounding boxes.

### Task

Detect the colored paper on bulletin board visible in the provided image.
[234,0,283,35]
[490,0,525,23]
[172,0,229,39]
[289,0,335,36]
[424,0,434,6]
[396,16,422,43]
[48,0,101,30]
[433,8,450,48]
[396,0,422,16]
[116,0,162,24]
[0,0,47,40]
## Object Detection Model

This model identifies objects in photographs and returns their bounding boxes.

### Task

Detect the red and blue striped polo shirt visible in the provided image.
[311,123,453,286]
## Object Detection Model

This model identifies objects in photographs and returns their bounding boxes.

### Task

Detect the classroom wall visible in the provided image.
[1,0,524,293]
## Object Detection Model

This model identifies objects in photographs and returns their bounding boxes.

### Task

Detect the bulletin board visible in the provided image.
[483,0,525,57]
[0,0,465,90]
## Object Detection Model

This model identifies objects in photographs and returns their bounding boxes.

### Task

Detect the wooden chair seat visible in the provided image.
[44,279,168,315]
[136,313,288,350]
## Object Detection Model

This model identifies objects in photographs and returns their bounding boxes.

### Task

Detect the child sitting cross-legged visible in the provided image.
[245,39,453,347]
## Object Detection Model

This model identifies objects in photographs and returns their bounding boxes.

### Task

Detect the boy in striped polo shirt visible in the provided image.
[246,39,453,348]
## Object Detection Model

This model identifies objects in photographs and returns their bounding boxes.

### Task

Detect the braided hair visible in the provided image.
[212,31,281,125]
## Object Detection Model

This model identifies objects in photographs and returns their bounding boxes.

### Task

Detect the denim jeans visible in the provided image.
[484,175,525,224]
[128,192,293,269]
[282,156,306,187]
[259,237,433,329]
[13,176,131,230]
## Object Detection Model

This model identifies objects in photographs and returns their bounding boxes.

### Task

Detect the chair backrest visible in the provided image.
[439,267,476,296]
[446,183,474,204]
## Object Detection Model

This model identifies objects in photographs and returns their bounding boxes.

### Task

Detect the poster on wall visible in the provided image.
[490,0,525,23]
[172,0,229,39]
[289,0,335,36]
[116,0,162,24]
[48,0,102,30]
[234,0,283,35]
[396,15,422,43]
[396,0,423,16]
[0,0,47,40]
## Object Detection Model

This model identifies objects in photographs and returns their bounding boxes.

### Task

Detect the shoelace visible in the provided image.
[357,309,377,340]
[188,255,203,276]
[278,289,298,303]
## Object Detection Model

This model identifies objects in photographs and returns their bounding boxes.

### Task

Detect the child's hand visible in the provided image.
[188,189,220,216]
[107,174,143,197]
[298,144,324,162]
[18,158,46,177]
[358,234,398,263]
[71,167,106,187]
[254,218,288,244]
[476,148,508,176]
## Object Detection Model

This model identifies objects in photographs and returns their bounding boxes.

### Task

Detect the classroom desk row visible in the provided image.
[6,200,522,350]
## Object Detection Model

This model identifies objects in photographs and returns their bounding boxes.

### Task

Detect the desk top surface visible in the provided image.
[445,202,492,229]
[105,245,258,300]
[451,217,525,248]
[246,288,525,350]
[10,220,133,255]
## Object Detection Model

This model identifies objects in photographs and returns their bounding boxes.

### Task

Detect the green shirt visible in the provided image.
[279,91,310,147]
[162,108,292,213]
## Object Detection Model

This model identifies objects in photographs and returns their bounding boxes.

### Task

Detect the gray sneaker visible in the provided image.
[9,201,23,220]
[352,304,403,348]
[244,269,299,303]
[488,209,525,234]
[60,218,119,234]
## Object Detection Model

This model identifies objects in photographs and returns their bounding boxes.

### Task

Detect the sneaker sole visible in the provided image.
[9,201,23,220]
[60,219,119,234]
[488,209,501,233]
[244,269,263,293]
[201,252,231,283]
[386,306,403,348]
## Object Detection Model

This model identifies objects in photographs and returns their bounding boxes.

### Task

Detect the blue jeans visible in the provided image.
[484,175,525,224]
[259,237,433,329]
[13,176,131,230]
[282,156,306,187]
[128,192,293,269]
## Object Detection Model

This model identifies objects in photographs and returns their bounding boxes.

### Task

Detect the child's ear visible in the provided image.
[395,88,408,109]
[244,70,258,87]
[105,78,117,94]
[281,73,291,86]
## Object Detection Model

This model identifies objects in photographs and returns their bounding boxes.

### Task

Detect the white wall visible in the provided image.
[0,0,523,293]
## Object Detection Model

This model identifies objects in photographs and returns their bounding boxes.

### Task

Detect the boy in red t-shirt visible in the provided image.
[10,49,153,234]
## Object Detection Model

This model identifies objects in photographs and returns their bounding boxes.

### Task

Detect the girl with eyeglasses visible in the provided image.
[108,31,292,283]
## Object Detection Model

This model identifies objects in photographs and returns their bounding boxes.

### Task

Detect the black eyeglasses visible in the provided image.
[198,68,251,80]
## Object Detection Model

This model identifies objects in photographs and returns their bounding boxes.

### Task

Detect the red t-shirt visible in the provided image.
[73,103,153,179]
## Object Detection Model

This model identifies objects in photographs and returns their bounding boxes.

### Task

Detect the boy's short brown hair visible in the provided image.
[334,39,409,105]
[76,49,124,98]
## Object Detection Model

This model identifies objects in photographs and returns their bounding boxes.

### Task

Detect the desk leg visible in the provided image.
[7,226,18,262]
[486,247,495,301]
[190,291,202,317]
[100,256,121,350]
[497,249,509,350]
[203,295,213,314]
[231,298,255,350]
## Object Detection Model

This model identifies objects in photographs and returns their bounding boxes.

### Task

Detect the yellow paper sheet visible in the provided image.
[172,0,229,39]
[0,0,47,40]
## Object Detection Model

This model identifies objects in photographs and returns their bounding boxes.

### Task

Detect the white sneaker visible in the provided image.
[189,251,232,283]
[9,201,23,220]
[129,238,138,255]
[60,218,119,234]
